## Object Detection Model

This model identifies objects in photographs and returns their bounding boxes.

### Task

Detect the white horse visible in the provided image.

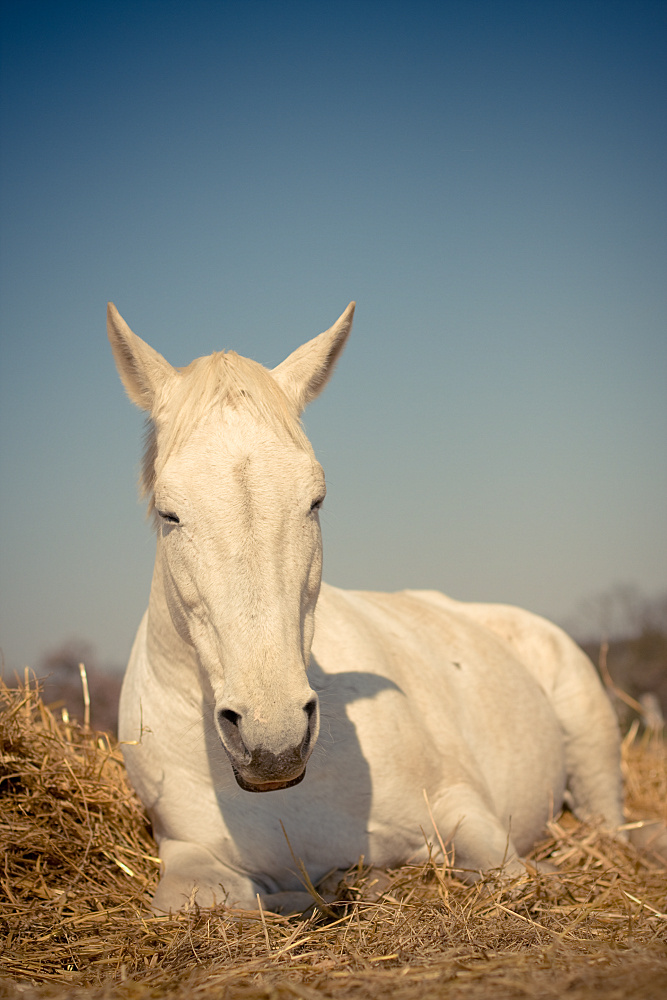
[109,301,630,914]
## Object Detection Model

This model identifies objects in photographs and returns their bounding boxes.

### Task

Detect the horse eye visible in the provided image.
[310,497,324,513]
[158,510,180,524]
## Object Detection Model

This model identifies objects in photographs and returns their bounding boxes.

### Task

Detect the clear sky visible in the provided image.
[1,0,665,674]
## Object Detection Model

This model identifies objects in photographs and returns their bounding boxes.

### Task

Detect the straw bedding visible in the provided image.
[1,676,666,999]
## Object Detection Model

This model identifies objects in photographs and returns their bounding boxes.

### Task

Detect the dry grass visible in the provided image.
[1,676,666,1000]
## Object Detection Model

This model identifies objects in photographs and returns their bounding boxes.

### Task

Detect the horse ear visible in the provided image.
[272,302,355,412]
[107,303,175,412]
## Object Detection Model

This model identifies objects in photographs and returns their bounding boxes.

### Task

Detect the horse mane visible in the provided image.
[141,350,310,515]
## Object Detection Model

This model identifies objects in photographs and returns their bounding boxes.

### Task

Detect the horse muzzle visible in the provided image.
[232,766,307,793]
[228,746,308,793]
[216,695,318,793]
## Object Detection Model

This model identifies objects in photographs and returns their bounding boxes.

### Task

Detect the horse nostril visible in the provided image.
[217,708,251,763]
[304,697,318,721]
[301,697,319,758]
[220,708,241,728]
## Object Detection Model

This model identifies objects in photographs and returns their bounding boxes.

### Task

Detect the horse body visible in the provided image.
[109,301,624,913]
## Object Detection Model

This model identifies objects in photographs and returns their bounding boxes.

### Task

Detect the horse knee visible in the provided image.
[153,840,258,912]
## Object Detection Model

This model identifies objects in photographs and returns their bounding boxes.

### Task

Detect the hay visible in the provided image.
[1,677,666,1000]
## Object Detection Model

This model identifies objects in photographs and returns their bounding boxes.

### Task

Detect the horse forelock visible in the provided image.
[140,350,310,518]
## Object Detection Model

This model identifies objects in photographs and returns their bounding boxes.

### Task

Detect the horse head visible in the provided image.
[108,302,355,791]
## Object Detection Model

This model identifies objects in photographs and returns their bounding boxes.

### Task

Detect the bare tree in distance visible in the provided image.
[566,583,667,645]
[566,585,667,730]
[5,639,124,737]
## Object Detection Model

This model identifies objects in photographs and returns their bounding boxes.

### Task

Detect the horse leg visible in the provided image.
[153,840,329,914]
[428,783,528,882]
[518,637,667,863]
[265,869,400,914]
[152,839,260,912]
[548,645,625,831]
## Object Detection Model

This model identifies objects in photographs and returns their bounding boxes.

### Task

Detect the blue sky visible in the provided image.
[1,0,665,673]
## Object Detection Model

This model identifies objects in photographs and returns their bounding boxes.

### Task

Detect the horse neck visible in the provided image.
[145,545,200,687]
